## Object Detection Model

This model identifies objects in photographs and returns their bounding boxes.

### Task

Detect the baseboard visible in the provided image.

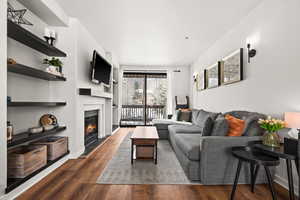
[275,174,298,196]
[0,155,69,200]
[70,148,85,159]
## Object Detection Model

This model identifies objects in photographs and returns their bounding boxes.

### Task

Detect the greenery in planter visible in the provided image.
[43,57,63,73]
[43,57,63,68]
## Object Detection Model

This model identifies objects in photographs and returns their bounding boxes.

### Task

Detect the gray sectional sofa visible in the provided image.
[153,109,270,185]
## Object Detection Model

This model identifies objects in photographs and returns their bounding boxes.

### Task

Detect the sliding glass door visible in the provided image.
[145,74,167,125]
[121,73,145,126]
[121,72,167,126]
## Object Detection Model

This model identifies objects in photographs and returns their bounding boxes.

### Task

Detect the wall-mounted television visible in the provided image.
[91,50,112,86]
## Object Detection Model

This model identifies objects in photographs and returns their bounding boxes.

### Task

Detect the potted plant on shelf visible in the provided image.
[43,57,63,76]
[258,116,286,147]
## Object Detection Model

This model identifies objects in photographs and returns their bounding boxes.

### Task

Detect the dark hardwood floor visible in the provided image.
[17,128,290,200]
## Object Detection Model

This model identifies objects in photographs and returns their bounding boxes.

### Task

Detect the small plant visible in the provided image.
[258,116,286,133]
[43,57,63,68]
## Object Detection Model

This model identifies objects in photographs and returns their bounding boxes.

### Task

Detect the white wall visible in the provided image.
[122,65,190,114]
[74,18,113,155]
[48,18,114,157]
[191,0,300,192]
[0,0,7,195]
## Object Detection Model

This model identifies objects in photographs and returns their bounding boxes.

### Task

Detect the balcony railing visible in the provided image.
[121,105,166,125]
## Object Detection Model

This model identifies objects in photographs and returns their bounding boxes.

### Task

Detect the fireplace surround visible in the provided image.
[84,110,99,147]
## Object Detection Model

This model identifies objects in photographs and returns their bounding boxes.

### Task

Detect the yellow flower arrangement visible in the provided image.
[258,116,286,133]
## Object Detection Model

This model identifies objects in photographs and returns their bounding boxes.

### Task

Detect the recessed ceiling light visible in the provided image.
[185,36,189,40]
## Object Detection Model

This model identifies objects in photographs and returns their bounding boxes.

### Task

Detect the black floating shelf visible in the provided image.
[8,64,66,81]
[7,126,67,148]
[7,20,67,57]
[6,150,70,193]
[8,101,67,107]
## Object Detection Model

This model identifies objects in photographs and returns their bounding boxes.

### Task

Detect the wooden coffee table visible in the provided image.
[131,126,159,164]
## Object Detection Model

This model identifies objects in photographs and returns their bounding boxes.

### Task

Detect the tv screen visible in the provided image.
[91,50,112,85]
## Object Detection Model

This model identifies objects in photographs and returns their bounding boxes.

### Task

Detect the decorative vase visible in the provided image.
[46,65,61,76]
[50,65,61,73]
[262,132,280,147]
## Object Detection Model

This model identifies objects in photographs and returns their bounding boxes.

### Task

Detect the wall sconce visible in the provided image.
[247,43,257,63]
[193,73,198,83]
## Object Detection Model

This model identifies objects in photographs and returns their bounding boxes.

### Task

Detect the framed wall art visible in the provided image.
[221,48,243,85]
[197,70,206,91]
[205,62,220,89]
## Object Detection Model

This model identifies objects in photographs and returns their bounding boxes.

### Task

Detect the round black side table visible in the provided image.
[230,146,280,200]
[254,142,298,200]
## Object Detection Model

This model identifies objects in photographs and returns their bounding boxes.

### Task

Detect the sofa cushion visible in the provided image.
[201,117,214,136]
[171,110,181,121]
[191,109,201,124]
[199,109,220,120]
[152,119,192,126]
[154,123,170,130]
[168,125,202,134]
[174,134,201,161]
[194,109,219,126]
[178,110,192,122]
[224,111,266,136]
[225,114,245,136]
[243,116,266,136]
[193,110,216,136]
[211,115,229,136]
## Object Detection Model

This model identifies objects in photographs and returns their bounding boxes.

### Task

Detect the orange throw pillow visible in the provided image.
[225,114,245,136]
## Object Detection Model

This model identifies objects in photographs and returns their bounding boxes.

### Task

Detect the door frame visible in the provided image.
[122,72,168,126]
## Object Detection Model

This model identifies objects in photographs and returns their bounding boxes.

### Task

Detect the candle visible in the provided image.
[44,28,50,37]
[50,30,56,39]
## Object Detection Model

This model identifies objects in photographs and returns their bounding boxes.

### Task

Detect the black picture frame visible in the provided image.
[205,62,221,89]
[220,48,243,85]
[196,70,207,91]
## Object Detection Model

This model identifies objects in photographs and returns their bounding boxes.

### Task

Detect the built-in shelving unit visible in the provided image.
[8,64,66,81]
[6,151,70,193]
[8,101,66,107]
[7,20,67,57]
[7,126,67,148]
[5,3,69,195]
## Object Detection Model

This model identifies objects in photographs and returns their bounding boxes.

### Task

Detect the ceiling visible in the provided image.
[57,0,262,66]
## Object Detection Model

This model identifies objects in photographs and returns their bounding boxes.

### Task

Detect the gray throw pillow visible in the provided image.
[191,109,201,124]
[172,110,181,121]
[201,117,214,136]
[243,118,265,136]
[192,109,200,124]
[195,109,220,126]
[178,110,192,122]
[210,116,229,136]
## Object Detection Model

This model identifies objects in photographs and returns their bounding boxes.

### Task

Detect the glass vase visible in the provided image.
[262,132,280,147]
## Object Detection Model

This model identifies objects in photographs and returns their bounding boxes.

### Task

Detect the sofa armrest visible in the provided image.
[199,136,262,184]
[152,119,192,126]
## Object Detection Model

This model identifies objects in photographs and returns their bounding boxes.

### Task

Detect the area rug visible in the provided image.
[97,132,201,185]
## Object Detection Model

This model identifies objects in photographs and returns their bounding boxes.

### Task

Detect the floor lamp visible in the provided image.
[285,112,300,200]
